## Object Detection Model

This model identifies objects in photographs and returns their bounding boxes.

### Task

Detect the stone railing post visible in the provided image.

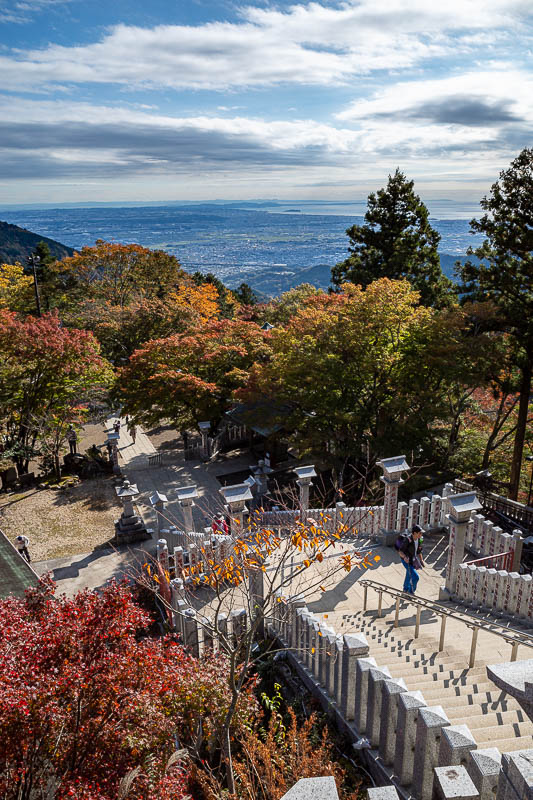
[354,656,377,732]
[366,665,392,745]
[157,538,169,572]
[379,678,407,765]
[497,751,533,800]
[441,492,482,600]
[412,705,450,800]
[510,529,523,572]
[293,465,316,524]
[433,766,479,800]
[340,633,369,720]
[377,455,410,543]
[467,748,501,799]
[176,485,199,534]
[393,691,426,786]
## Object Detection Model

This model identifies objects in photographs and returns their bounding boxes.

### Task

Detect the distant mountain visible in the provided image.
[0,220,74,265]
[245,254,467,297]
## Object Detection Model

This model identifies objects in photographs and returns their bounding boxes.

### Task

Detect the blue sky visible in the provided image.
[1,0,532,206]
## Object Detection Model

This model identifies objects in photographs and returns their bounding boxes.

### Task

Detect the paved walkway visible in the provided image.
[34,416,256,596]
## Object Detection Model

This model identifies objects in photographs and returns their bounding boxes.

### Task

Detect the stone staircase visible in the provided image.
[316,599,533,755]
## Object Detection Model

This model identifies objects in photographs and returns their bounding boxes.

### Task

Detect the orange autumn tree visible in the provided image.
[48,240,187,308]
[117,318,270,431]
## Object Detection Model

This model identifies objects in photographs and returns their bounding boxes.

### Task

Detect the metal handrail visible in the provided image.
[465,551,513,570]
[360,577,533,668]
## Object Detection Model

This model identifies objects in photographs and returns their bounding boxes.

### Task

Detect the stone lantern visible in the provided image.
[149,490,168,536]
[175,484,199,533]
[252,459,273,501]
[441,491,482,599]
[198,421,211,459]
[114,479,150,543]
[106,431,121,475]
[293,465,316,522]
[220,483,253,536]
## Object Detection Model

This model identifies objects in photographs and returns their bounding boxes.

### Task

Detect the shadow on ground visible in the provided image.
[51,476,119,513]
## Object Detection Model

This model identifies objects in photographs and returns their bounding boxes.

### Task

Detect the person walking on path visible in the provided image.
[399,524,425,595]
[15,535,31,563]
[67,425,78,455]
[113,419,121,434]
[128,424,137,445]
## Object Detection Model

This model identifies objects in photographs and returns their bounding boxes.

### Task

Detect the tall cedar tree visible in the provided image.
[458,147,533,499]
[332,169,454,307]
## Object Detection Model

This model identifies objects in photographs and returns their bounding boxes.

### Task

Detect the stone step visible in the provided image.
[488,735,533,753]
[447,708,526,728]
[428,692,520,714]
[473,724,533,743]
[414,681,500,700]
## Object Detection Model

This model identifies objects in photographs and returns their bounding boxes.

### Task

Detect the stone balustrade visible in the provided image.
[269,597,533,800]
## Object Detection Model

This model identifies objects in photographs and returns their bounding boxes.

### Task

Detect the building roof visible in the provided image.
[0,529,40,600]
[225,401,292,437]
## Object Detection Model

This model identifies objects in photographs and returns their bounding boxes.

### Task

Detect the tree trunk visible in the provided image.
[508,359,532,500]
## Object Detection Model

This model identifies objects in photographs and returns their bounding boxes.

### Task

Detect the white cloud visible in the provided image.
[1,0,531,90]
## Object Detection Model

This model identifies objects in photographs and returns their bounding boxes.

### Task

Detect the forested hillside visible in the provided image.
[0,220,73,264]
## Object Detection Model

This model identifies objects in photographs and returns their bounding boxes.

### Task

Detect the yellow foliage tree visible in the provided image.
[0,263,34,312]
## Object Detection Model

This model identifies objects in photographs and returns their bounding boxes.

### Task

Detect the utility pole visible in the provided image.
[27,253,41,317]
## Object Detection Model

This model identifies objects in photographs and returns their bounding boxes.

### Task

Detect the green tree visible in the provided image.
[458,147,533,499]
[234,281,258,305]
[332,169,454,307]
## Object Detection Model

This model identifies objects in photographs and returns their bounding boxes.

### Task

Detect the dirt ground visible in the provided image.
[0,476,121,562]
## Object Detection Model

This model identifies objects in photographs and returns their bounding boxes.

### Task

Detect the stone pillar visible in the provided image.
[230,607,247,647]
[377,455,410,540]
[471,565,486,607]
[354,656,378,732]
[334,636,344,706]
[149,491,168,535]
[393,691,426,786]
[505,572,521,616]
[467,748,501,800]
[481,568,497,609]
[419,496,430,529]
[157,538,169,571]
[510,530,523,572]
[412,705,450,800]
[479,519,493,556]
[294,465,316,524]
[430,495,442,529]
[176,485,199,534]
[325,631,337,697]
[408,499,419,530]
[183,608,200,656]
[438,725,477,769]
[379,678,407,766]
[433,767,479,800]
[471,513,485,552]
[493,569,509,614]
[517,574,532,619]
[340,633,370,721]
[366,666,392,746]
[396,501,409,533]
[441,492,482,600]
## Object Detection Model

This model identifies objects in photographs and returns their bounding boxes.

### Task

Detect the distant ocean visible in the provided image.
[0,202,484,296]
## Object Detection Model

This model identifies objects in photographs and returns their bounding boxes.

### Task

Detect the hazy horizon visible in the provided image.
[1,1,531,206]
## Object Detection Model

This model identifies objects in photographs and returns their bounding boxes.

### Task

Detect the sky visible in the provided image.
[0,0,532,206]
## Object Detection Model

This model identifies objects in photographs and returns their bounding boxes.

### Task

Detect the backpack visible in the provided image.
[394,533,409,552]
